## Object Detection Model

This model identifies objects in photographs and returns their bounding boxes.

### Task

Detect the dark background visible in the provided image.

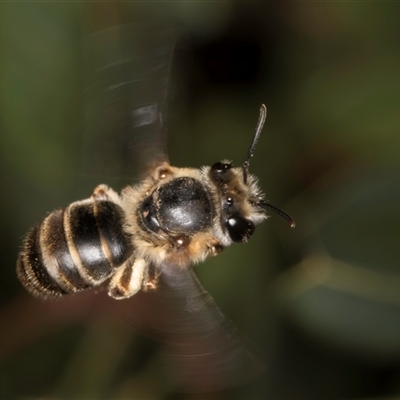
[1,3,400,399]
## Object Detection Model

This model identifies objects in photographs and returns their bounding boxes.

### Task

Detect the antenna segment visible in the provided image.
[242,104,267,184]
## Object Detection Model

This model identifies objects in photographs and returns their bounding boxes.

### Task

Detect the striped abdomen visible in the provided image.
[17,198,133,298]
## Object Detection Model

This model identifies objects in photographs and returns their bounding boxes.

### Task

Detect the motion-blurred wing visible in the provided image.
[82,23,263,392]
[117,265,265,392]
[82,23,179,187]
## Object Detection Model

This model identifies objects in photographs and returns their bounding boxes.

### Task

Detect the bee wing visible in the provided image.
[117,265,265,392]
[81,23,180,187]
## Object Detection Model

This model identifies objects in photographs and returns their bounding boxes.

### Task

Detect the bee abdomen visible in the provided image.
[17,198,133,299]
[17,222,70,298]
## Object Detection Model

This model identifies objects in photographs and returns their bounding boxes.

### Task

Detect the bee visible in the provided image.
[16,103,294,300]
[15,23,294,391]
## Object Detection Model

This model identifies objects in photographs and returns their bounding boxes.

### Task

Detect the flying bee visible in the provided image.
[17,104,294,300]
[15,23,294,391]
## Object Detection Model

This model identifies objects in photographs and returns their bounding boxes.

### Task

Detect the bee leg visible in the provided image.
[108,257,147,300]
[208,240,224,256]
[142,263,160,291]
[92,184,122,205]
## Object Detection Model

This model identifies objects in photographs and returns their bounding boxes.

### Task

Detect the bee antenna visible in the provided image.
[259,201,295,228]
[242,104,267,184]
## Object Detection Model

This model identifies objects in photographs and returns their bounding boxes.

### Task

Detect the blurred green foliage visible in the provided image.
[1,3,400,399]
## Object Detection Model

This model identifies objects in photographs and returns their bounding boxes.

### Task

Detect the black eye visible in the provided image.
[211,161,232,172]
[210,162,233,184]
[226,214,255,243]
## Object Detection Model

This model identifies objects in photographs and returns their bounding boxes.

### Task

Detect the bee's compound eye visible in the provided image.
[211,161,232,172]
[210,162,233,184]
[226,215,255,243]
